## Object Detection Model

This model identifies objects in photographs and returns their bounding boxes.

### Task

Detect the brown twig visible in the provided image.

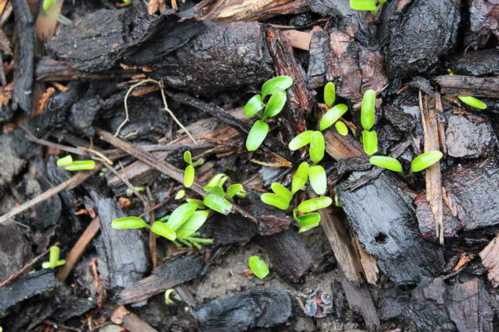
[57,217,101,282]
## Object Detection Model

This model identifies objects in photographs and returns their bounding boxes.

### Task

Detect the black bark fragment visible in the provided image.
[193,288,292,332]
[337,173,444,285]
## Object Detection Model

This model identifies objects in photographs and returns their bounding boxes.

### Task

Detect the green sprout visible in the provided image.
[334,121,349,136]
[289,130,326,164]
[350,0,386,11]
[244,76,293,151]
[164,289,177,305]
[410,150,443,173]
[201,173,245,215]
[361,130,378,156]
[319,82,350,136]
[308,165,327,195]
[175,189,186,200]
[360,89,376,131]
[457,96,487,110]
[291,161,310,194]
[42,245,65,269]
[183,151,195,188]
[57,155,96,171]
[293,196,333,232]
[261,182,293,210]
[369,156,403,173]
[296,196,333,214]
[320,104,349,131]
[248,255,269,279]
[324,82,336,107]
[42,0,57,12]
[293,209,321,233]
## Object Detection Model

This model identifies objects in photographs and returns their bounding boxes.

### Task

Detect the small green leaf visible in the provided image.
[362,130,378,156]
[369,156,403,173]
[294,211,321,233]
[42,0,57,12]
[183,151,192,165]
[309,131,325,163]
[43,245,65,269]
[309,165,327,195]
[360,89,376,130]
[63,160,96,171]
[261,193,290,211]
[203,193,232,215]
[457,96,487,110]
[227,183,247,199]
[204,173,228,193]
[246,120,269,152]
[335,121,349,136]
[175,189,186,200]
[324,82,336,107]
[151,221,176,241]
[176,210,210,239]
[56,155,73,167]
[165,202,198,231]
[244,95,264,118]
[261,76,293,98]
[248,255,269,279]
[271,182,293,202]
[292,161,309,194]
[350,0,377,11]
[410,151,443,173]
[183,165,195,188]
[319,104,348,131]
[263,91,287,118]
[297,196,332,213]
[112,216,149,230]
[289,130,314,151]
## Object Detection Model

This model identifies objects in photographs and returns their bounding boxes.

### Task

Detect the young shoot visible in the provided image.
[319,104,348,131]
[350,0,386,12]
[183,151,195,188]
[457,96,487,110]
[42,245,65,269]
[334,121,349,136]
[323,82,336,107]
[319,82,350,136]
[360,89,376,131]
[201,173,245,215]
[57,155,96,171]
[296,196,333,214]
[248,255,270,279]
[361,130,378,156]
[410,150,443,173]
[289,130,326,164]
[261,182,293,211]
[293,210,321,233]
[244,76,293,151]
[293,196,332,233]
[369,156,403,173]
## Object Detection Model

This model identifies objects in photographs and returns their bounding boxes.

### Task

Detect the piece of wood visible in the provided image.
[420,92,444,244]
[479,233,499,288]
[0,248,48,288]
[434,75,499,98]
[282,30,311,50]
[57,217,101,282]
[340,277,380,330]
[118,255,204,304]
[111,306,158,332]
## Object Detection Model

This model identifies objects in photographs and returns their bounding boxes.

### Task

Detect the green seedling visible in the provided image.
[56,155,73,167]
[261,182,293,210]
[42,245,65,269]
[293,210,321,233]
[42,0,57,12]
[183,151,195,188]
[164,289,177,305]
[203,193,232,215]
[308,165,327,195]
[248,255,270,279]
[289,130,326,164]
[244,76,293,151]
[362,130,378,156]
[324,82,336,107]
[361,89,376,130]
[201,173,245,215]
[226,183,247,199]
[410,150,443,173]
[175,189,186,200]
[292,161,310,194]
[350,0,386,11]
[292,196,332,233]
[296,196,333,214]
[369,156,403,173]
[335,121,349,136]
[112,216,150,229]
[457,96,487,110]
[319,104,348,131]
[57,155,96,171]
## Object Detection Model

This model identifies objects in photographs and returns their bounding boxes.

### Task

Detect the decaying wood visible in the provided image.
[111,305,159,332]
[435,75,499,98]
[266,26,313,137]
[282,30,311,50]
[190,0,308,21]
[119,255,204,304]
[420,92,444,244]
[324,130,363,160]
[340,277,380,330]
[479,233,499,288]
[57,217,101,282]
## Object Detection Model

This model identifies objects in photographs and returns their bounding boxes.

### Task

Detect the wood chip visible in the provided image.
[479,234,499,287]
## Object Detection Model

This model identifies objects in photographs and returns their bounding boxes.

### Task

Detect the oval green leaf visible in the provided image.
[349,0,377,11]
[309,131,325,163]
[324,82,336,107]
[309,165,327,195]
[319,104,348,131]
[292,161,309,194]
[261,193,290,211]
[246,120,269,152]
[362,130,378,156]
[248,255,269,279]
[243,94,264,118]
[335,120,349,136]
[295,212,321,233]
[410,150,443,173]
[457,96,487,110]
[360,89,376,130]
[112,216,149,230]
[369,156,403,173]
[289,130,314,151]
[271,182,292,202]
[183,165,195,188]
[183,151,192,165]
[297,196,332,213]
[176,210,210,239]
[165,202,198,231]
[263,91,287,118]
[203,193,232,215]
[151,221,176,241]
[261,75,293,98]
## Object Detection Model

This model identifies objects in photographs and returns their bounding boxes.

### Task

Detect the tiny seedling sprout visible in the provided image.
[292,161,310,194]
[308,165,327,195]
[324,82,336,107]
[457,96,487,110]
[248,255,269,279]
[182,151,197,188]
[369,156,403,173]
[244,76,293,151]
[42,245,66,269]
[164,289,177,305]
[350,0,386,12]
[361,130,378,156]
[57,155,96,171]
[261,183,293,211]
[410,151,443,173]
[334,121,349,136]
